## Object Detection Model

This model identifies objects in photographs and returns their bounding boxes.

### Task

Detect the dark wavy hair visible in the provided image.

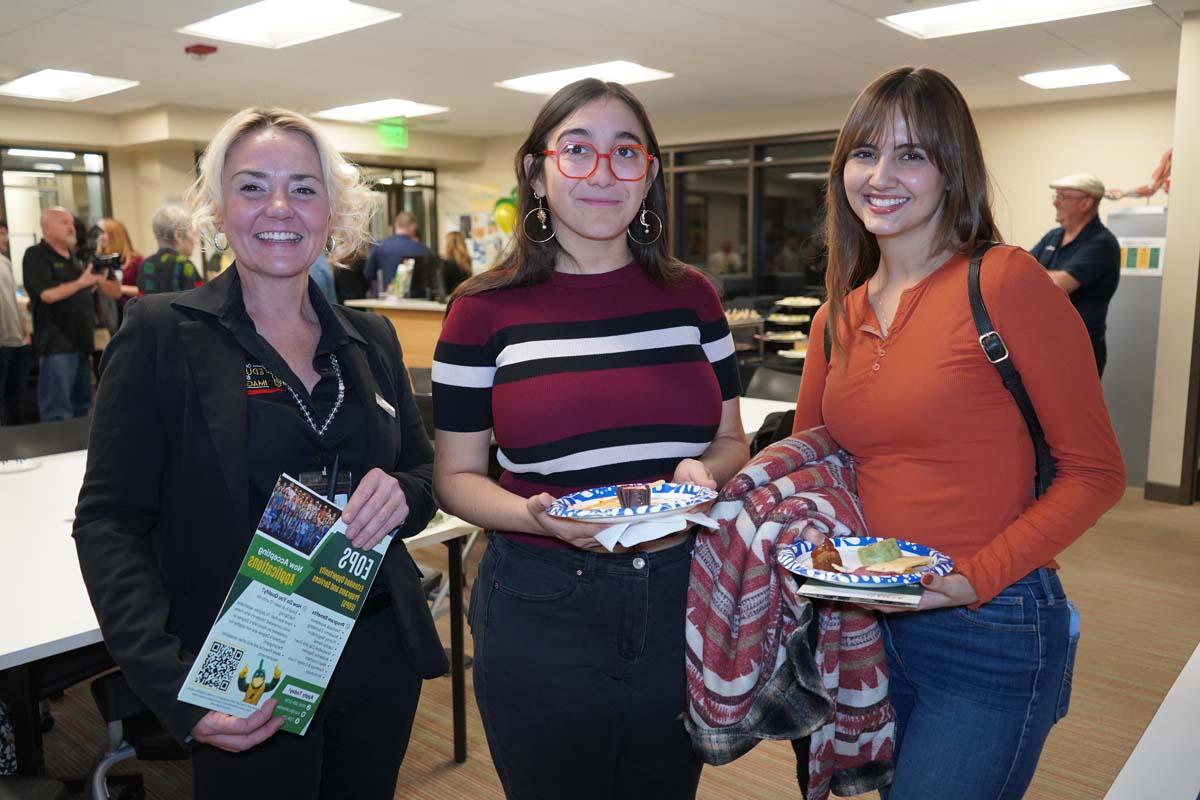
[824,66,1001,361]
[451,79,685,302]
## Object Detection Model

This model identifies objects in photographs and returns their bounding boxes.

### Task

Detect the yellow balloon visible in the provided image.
[493,201,517,234]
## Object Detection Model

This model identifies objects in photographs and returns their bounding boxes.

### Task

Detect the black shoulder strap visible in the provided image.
[967,242,1057,497]
[823,313,831,363]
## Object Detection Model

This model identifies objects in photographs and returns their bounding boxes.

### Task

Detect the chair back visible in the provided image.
[743,367,802,403]
[0,417,91,459]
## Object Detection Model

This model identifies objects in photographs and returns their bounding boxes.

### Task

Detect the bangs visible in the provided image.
[839,77,950,174]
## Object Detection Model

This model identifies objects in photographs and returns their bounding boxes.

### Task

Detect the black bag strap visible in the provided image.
[967,242,1056,497]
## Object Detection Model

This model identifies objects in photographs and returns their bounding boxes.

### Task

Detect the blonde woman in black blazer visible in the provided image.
[73,107,446,800]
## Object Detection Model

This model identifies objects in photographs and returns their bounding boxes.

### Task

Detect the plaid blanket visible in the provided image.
[684,427,895,798]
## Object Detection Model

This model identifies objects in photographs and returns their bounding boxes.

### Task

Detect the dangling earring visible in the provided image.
[213,231,228,252]
[522,194,555,244]
[325,235,336,254]
[627,199,662,246]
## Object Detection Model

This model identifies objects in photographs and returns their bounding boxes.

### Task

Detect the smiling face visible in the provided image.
[842,111,947,248]
[527,96,659,252]
[217,127,329,280]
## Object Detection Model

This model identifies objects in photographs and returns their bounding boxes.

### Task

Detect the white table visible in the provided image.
[0,451,98,671]
[1104,641,1200,799]
[738,396,796,438]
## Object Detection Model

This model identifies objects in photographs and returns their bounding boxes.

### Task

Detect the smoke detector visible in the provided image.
[184,44,218,60]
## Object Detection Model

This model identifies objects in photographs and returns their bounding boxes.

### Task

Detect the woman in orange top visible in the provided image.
[794,67,1125,799]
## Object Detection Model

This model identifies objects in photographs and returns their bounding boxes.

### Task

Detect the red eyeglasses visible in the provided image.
[540,142,655,181]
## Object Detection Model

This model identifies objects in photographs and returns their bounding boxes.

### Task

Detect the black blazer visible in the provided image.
[73,269,448,742]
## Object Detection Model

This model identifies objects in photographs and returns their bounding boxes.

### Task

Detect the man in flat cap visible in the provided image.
[1030,173,1121,377]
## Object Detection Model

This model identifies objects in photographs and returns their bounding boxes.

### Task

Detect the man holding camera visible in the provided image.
[22,206,120,421]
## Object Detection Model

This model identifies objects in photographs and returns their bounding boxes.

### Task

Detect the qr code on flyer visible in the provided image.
[195,640,245,691]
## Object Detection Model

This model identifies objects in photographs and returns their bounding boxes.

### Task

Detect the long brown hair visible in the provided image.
[824,66,1000,361]
[443,230,471,276]
[450,79,684,303]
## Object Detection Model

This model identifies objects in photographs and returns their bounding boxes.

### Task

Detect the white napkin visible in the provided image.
[592,511,718,553]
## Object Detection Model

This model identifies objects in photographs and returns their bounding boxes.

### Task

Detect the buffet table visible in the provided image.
[344,298,446,369]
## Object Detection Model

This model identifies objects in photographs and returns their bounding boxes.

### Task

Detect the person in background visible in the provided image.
[97,217,144,305]
[333,241,371,303]
[706,239,742,274]
[433,78,747,800]
[73,107,445,799]
[23,207,119,421]
[0,219,33,425]
[794,66,1125,799]
[362,210,428,296]
[439,230,472,296]
[1029,173,1121,377]
[138,205,203,295]
[308,252,338,304]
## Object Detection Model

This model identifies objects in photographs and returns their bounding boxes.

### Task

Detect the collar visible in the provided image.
[172,264,365,346]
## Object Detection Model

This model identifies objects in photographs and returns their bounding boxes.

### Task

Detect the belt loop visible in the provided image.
[1037,568,1056,606]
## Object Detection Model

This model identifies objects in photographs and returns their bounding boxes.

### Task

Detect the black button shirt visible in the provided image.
[1030,215,1121,337]
[216,276,369,540]
[22,240,94,355]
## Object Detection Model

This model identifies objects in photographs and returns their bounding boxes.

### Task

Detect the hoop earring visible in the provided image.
[627,202,662,246]
[213,232,228,252]
[522,195,555,244]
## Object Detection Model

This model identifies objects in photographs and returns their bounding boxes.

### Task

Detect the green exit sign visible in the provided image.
[377,118,408,149]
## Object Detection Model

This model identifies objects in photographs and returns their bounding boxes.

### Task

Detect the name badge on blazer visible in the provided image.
[375,392,396,418]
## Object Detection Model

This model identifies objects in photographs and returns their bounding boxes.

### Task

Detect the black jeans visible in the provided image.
[0,345,32,425]
[470,533,703,800]
[191,605,422,800]
[1091,333,1107,378]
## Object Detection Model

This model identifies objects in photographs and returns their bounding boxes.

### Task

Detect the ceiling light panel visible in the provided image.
[495,60,674,95]
[179,0,401,49]
[0,69,138,102]
[880,0,1152,39]
[313,99,449,122]
[1020,64,1131,88]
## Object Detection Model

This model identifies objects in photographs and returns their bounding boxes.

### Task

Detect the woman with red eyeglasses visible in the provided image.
[432,80,749,799]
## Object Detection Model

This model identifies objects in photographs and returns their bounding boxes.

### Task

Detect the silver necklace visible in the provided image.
[271,354,345,436]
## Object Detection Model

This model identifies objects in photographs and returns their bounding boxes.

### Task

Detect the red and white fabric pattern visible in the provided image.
[685,427,894,799]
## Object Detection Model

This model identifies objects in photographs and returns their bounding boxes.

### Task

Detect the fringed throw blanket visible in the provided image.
[685,427,895,799]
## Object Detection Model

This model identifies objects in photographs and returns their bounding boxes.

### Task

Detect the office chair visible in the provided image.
[87,672,188,800]
[743,366,803,403]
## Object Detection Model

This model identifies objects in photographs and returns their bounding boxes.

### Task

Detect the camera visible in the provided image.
[93,252,123,277]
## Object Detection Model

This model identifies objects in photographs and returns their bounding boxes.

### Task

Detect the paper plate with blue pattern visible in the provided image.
[546,482,718,523]
[777,537,954,586]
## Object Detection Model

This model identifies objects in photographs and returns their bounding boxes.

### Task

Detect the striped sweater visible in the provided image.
[433,262,740,546]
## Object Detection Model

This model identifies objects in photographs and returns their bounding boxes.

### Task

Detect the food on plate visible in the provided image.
[777,296,822,308]
[833,555,932,576]
[767,313,811,324]
[858,537,903,566]
[811,538,843,571]
[759,331,808,342]
[777,347,807,360]
[617,483,651,508]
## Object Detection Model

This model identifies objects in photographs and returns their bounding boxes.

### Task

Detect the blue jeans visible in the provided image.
[469,533,703,800]
[37,352,91,421]
[879,569,1077,800]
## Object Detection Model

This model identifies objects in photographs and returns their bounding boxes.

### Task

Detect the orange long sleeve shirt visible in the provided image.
[794,245,1125,604]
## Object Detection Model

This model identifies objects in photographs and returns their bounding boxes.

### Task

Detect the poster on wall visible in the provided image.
[1117,237,1165,275]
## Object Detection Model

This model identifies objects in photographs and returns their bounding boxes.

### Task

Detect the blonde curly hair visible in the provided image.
[185,107,376,266]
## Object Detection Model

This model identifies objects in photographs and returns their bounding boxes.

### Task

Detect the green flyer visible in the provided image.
[177,474,390,734]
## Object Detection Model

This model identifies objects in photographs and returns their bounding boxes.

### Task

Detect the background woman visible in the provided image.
[96,217,143,302]
[74,107,447,800]
[794,67,1125,799]
[136,204,204,295]
[439,229,471,296]
[432,79,749,800]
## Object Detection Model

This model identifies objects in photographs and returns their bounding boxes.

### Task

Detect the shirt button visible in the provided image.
[632,557,646,570]
[575,569,583,576]
[872,363,880,371]
[878,347,886,356]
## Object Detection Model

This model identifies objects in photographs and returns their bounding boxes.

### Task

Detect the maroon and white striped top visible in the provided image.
[432,262,740,547]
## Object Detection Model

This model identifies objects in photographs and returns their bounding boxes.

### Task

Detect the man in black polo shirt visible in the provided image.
[1030,173,1121,377]
[22,207,119,420]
